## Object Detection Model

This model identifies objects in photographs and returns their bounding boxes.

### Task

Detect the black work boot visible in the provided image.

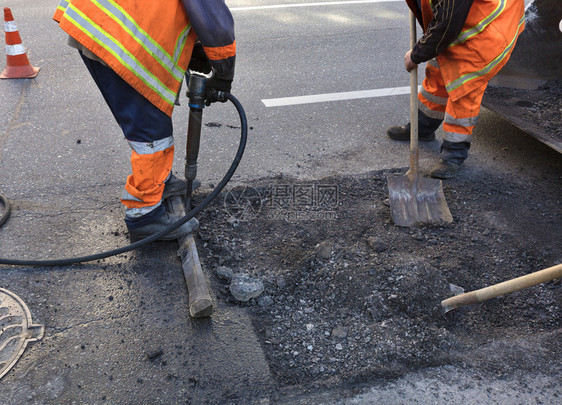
[128,211,199,241]
[387,123,436,142]
[387,109,442,142]
[429,140,471,179]
[429,160,461,179]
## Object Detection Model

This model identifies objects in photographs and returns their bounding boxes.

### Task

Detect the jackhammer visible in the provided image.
[0,73,247,267]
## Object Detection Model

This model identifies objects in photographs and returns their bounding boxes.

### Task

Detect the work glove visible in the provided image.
[204,76,232,106]
[188,43,212,74]
[188,43,232,106]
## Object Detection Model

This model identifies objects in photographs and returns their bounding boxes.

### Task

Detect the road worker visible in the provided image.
[53,0,235,240]
[387,0,525,179]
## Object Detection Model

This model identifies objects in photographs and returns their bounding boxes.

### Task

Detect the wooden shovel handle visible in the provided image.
[441,264,562,312]
[408,11,419,178]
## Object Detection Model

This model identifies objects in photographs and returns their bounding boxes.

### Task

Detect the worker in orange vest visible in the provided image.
[387,0,525,179]
[53,0,235,240]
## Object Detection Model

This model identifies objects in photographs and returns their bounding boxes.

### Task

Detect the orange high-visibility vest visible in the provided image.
[53,0,197,117]
[418,0,525,101]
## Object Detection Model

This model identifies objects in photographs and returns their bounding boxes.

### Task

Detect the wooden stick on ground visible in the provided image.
[441,264,562,313]
[167,195,213,318]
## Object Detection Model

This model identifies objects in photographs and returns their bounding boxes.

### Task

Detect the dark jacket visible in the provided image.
[406,0,474,64]
[182,0,236,80]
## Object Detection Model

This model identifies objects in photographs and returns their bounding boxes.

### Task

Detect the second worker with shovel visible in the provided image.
[387,0,525,179]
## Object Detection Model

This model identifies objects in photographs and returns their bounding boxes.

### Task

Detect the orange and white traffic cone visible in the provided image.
[0,7,40,79]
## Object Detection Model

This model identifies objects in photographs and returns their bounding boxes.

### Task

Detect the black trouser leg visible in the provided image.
[440,140,471,165]
[403,109,443,139]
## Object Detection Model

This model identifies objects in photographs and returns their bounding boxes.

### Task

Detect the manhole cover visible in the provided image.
[0,288,44,380]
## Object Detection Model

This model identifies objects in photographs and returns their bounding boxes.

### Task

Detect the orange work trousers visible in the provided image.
[418,59,488,144]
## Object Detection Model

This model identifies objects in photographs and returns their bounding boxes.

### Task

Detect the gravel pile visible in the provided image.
[196,170,561,392]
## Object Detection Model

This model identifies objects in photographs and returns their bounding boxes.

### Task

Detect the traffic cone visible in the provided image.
[1,7,40,79]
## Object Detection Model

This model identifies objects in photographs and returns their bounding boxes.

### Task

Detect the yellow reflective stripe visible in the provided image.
[64,4,177,106]
[57,0,70,10]
[55,0,70,15]
[446,16,524,93]
[174,26,191,64]
[91,0,189,81]
[450,0,505,46]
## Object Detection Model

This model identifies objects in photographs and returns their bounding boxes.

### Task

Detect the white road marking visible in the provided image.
[230,0,399,12]
[238,1,411,107]
[262,86,421,107]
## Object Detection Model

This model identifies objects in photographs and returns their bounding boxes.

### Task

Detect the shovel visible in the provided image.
[388,11,452,227]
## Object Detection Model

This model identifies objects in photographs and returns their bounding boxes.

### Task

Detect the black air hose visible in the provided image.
[0,192,11,228]
[0,92,247,267]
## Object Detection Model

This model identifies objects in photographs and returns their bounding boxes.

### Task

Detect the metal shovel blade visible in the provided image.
[388,173,453,227]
